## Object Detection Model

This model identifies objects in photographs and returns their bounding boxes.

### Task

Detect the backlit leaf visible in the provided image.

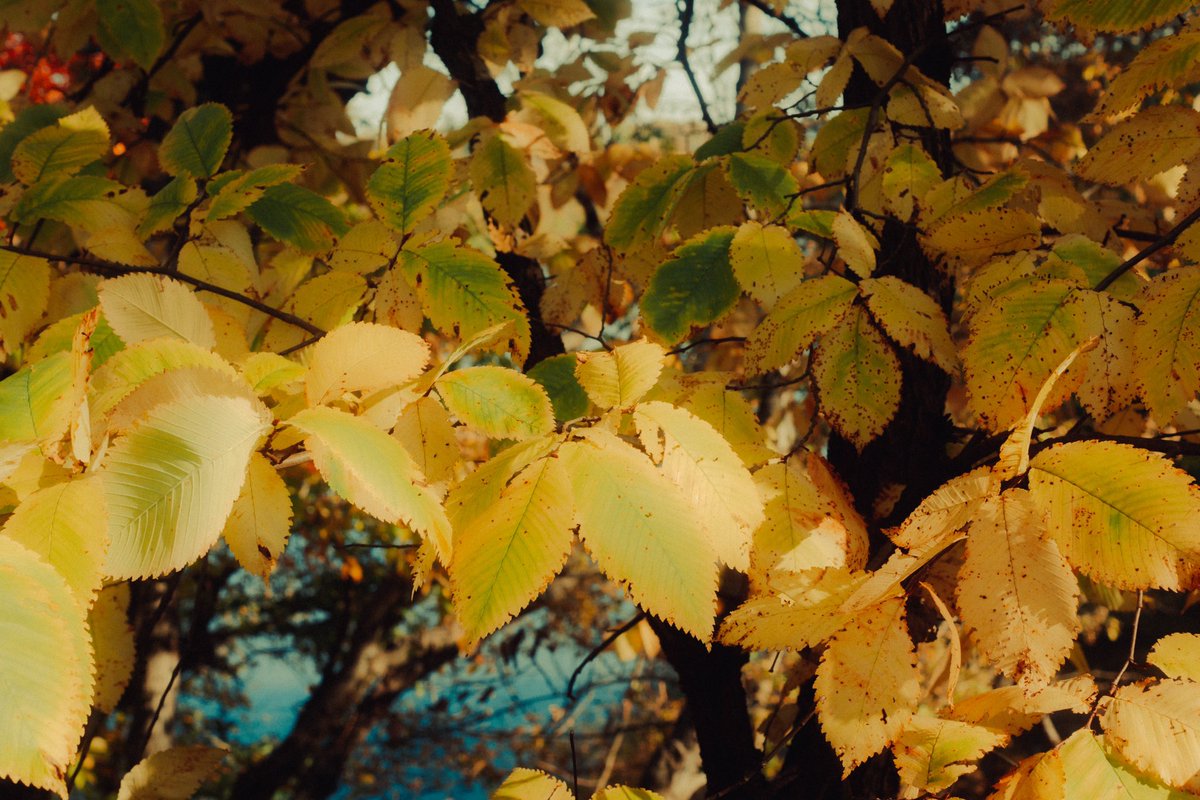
[368,130,453,237]
[634,401,763,571]
[0,249,50,353]
[832,211,876,278]
[451,454,574,648]
[102,393,269,579]
[560,429,718,641]
[729,221,805,305]
[392,396,459,484]
[719,567,863,650]
[925,208,1041,267]
[89,583,135,713]
[815,594,921,774]
[882,143,940,221]
[1148,634,1200,682]
[221,452,293,579]
[516,0,595,27]
[743,273,858,374]
[894,717,1007,799]
[205,163,303,221]
[116,745,225,800]
[0,538,93,798]
[98,273,217,350]
[437,366,553,441]
[605,155,695,254]
[726,151,798,217]
[957,490,1080,686]
[289,406,452,559]
[574,339,665,410]
[1134,269,1200,425]
[1077,107,1200,186]
[12,106,108,184]
[861,275,957,372]
[1029,441,1200,590]
[305,322,429,406]
[1089,32,1200,119]
[492,767,570,799]
[1102,680,1200,792]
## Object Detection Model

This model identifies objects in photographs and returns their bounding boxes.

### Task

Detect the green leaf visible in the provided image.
[205,164,304,221]
[11,175,129,229]
[0,104,67,183]
[246,183,347,254]
[102,393,270,579]
[436,366,554,441]
[1047,0,1197,33]
[811,107,869,179]
[881,143,939,221]
[1029,441,1200,590]
[0,249,51,352]
[398,242,531,361]
[470,130,536,227]
[11,106,109,184]
[367,130,452,237]
[289,406,452,560]
[743,273,858,374]
[695,121,746,161]
[605,154,695,253]
[158,104,233,179]
[641,227,738,342]
[813,306,901,450]
[527,353,589,422]
[138,176,197,237]
[96,0,165,70]
[560,428,718,641]
[0,351,74,448]
[450,454,575,648]
[0,537,93,798]
[726,151,799,217]
[1052,729,1192,800]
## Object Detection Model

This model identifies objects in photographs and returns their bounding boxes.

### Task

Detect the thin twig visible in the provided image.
[0,242,326,338]
[1094,203,1200,291]
[676,0,718,134]
[135,657,185,760]
[544,321,611,351]
[667,336,746,356]
[740,0,809,37]
[1086,591,1145,728]
[566,611,647,702]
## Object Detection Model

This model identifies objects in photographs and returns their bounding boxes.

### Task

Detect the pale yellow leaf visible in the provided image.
[116,745,225,800]
[832,211,877,278]
[305,322,430,406]
[719,566,864,651]
[744,274,858,375]
[1133,269,1200,426]
[492,767,570,799]
[436,366,554,441]
[575,340,665,410]
[815,595,921,774]
[894,716,1007,799]
[98,273,217,350]
[1078,107,1200,187]
[89,583,135,713]
[1103,679,1200,793]
[392,396,459,484]
[221,452,293,579]
[1148,634,1200,681]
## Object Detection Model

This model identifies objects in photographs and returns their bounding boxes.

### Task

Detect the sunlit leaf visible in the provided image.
[116,745,226,800]
[221,452,293,579]
[574,339,665,410]
[436,366,553,441]
[1102,679,1200,793]
[89,583,135,713]
[98,273,217,350]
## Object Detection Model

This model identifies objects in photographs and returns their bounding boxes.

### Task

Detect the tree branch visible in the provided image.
[740,0,810,37]
[1094,203,1200,291]
[677,0,719,134]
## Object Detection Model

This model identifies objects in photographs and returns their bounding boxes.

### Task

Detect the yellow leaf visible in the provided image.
[262,271,367,353]
[949,677,1096,735]
[894,716,1007,799]
[0,537,93,799]
[749,456,869,579]
[719,566,864,651]
[1133,269,1200,426]
[575,339,665,410]
[1078,107,1200,186]
[729,221,805,305]
[89,583,135,713]
[882,143,940,220]
[1029,441,1200,590]
[891,466,996,550]
[925,208,1041,268]
[957,490,1080,686]
[0,250,50,353]
[290,406,452,562]
[451,454,574,648]
[221,452,293,579]
[815,595,921,774]
[89,338,239,419]
[634,401,763,571]
[98,273,217,350]
[812,306,900,450]
[1088,32,1200,120]
[103,393,270,579]
[492,767,570,799]
[116,744,225,800]
[592,786,665,800]
[471,130,537,227]
[436,366,554,441]
[832,211,877,278]
[516,0,594,27]
[1148,634,1200,682]
[0,476,108,608]
[963,278,1096,431]
[1077,292,1137,421]
[1052,728,1191,800]
[560,429,718,642]
[861,275,957,372]
[1102,679,1200,793]
[392,396,459,484]
[744,273,858,374]
[305,322,430,406]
